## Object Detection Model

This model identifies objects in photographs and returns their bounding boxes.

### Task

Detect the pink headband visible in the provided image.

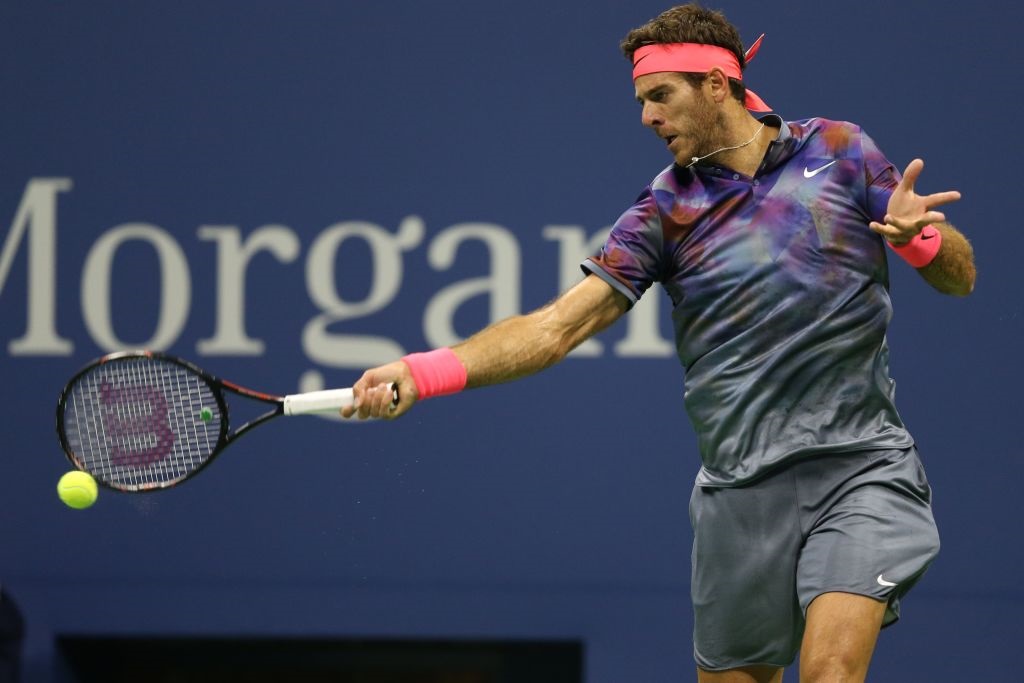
[632,34,771,112]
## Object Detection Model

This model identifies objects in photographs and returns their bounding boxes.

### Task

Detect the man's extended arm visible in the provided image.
[343,274,631,419]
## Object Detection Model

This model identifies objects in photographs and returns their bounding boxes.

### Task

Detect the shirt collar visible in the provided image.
[757,114,793,174]
[675,114,790,179]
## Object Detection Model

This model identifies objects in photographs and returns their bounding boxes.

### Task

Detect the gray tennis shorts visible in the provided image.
[689,446,940,671]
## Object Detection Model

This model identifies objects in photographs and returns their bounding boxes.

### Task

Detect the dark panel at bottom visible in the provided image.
[56,636,583,683]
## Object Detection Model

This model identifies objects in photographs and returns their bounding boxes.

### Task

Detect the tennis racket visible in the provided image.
[55,350,393,492]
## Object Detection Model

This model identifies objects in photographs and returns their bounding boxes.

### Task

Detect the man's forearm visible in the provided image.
[453,309,572,388]
[453,277,630,389]
[917,222,976,296]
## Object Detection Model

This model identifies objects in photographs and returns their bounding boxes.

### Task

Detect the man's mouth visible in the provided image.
[665,135,678,148]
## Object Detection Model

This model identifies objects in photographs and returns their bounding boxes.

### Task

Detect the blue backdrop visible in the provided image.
[2,1,1021,680]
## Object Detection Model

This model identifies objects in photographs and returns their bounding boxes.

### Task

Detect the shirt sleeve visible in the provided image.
[580,187,665,306]
[861,130,900,224]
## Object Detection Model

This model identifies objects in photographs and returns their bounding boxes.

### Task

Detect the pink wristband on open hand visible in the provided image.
[888,225,942,268]
[401,348,467,399]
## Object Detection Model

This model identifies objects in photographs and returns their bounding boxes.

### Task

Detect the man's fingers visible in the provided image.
[883,212,945,230]
[364,383,395,419]
[870,221,905,243]
[342,372,379,418]
[341,361,414,420]
[924,190,961,209]
[899,158,924,189]
[346,382,393,420]
[872,209,944,246]
[897,159,961,210]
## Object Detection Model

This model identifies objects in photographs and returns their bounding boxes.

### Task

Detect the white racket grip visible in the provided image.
[282,383,397,416]
[283,388,354,416]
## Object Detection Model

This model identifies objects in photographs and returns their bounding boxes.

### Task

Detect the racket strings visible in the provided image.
[61,357,222,490]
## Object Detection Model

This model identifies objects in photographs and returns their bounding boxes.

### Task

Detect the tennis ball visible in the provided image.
[57,470,98,510]
[199,407,213,422]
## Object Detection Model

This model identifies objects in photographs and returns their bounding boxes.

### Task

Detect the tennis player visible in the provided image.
[343,4,976,681]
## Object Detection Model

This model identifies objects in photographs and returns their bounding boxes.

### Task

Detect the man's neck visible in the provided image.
[713,112,778,177]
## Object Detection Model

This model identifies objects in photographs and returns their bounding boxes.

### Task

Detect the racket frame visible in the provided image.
[56,350,286,492]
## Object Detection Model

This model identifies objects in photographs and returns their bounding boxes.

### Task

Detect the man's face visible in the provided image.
[634,72,720,166]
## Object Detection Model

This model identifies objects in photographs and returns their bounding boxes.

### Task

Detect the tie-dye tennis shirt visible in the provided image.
[583,116,914,486]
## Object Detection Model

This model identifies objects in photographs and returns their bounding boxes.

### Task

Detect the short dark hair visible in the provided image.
[621,3,747,104]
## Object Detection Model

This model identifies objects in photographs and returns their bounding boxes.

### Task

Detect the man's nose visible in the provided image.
[641,103,662,128]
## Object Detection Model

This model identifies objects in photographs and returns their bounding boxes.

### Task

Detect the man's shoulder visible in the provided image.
[787,117,863,135]
[784,117,870,159]
[650,163,682,192]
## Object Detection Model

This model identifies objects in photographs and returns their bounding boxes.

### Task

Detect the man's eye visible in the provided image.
[638,92,666,106]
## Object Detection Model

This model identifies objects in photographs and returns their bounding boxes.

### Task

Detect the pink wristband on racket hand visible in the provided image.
[401,348,467,399]
[888,225,942,268]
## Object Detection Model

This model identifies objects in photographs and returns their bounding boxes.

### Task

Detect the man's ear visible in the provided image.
[703,67,730,104]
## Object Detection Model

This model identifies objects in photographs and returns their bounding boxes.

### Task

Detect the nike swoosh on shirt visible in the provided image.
[803,160,837,178]
[876,574,898,587]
